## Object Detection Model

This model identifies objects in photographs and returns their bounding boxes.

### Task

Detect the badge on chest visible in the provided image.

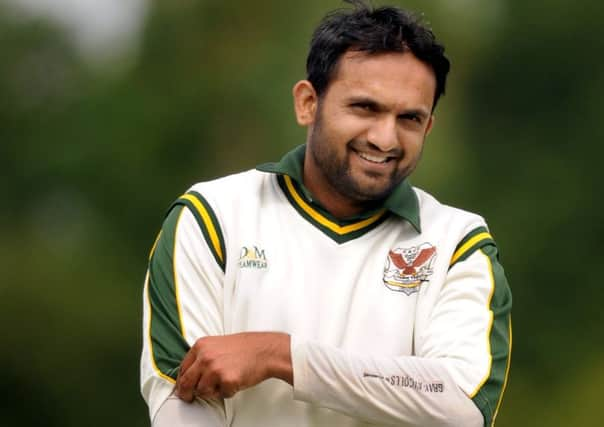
[383,243,437,295]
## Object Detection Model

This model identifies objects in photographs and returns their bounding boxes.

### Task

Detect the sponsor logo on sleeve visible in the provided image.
[383,243,437,295]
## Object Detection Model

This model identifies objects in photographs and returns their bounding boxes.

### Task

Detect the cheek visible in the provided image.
[399,127,426,147]
[344,118,377,144]
[327,118,365,146]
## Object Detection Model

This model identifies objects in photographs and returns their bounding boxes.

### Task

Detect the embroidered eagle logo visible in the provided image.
[388,247,436,275]
[383,244,437,295]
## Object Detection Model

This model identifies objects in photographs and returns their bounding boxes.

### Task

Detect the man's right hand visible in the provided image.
[175,332,293,402]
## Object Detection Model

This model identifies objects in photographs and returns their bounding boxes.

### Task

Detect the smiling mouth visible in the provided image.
[355,151,394,164]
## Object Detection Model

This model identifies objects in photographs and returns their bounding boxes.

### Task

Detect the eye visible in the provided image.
[399,113,422,124]
[351,102,376,112]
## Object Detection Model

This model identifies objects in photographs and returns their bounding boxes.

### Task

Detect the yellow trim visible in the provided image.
[180,194,224,263]
[173,209,187,340]
[491,317,513,426]
[450,232,492,265]
[469,249,496,398]
[384,280,420,289]
[145,273,176,384]
[283,175,385,234]
[148,230,163,260]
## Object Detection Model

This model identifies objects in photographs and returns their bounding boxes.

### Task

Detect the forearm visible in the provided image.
[291,338,483,427]
[264,332,294,385]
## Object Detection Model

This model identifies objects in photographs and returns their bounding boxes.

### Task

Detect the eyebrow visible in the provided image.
[347,96,431,119]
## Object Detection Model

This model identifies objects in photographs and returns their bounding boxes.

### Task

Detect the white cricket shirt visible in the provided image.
[141,145,512,427]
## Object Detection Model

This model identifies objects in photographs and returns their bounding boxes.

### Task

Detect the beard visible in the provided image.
[308,112,418,203]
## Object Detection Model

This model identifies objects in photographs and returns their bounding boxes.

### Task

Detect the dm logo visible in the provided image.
[238,246,268,269]
[383,243,437,295]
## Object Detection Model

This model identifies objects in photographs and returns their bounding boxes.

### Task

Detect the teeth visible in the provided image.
[358,152,389,163]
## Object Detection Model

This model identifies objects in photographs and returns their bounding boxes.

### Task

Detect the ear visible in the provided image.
[293,80,318,126]
[425,115,435,137]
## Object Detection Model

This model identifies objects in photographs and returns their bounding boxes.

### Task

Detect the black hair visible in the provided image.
[307,0,450,108]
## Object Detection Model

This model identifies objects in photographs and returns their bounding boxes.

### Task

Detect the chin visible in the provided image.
[348,180,396,202]
[357,189,393,202]
[352,173,403,200]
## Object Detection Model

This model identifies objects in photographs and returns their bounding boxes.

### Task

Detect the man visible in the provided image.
[140,1,512,426]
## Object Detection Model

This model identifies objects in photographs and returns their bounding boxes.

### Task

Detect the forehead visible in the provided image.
[328,51,437,110]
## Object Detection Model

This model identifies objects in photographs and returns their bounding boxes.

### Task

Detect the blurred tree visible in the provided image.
[463,0,603,376]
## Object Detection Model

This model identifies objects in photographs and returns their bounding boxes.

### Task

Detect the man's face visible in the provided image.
[300,51,436,205]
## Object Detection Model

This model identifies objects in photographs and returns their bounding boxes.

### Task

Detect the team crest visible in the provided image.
[383,243,437,295]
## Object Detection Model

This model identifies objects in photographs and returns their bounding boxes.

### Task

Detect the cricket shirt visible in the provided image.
[141,145,512,427]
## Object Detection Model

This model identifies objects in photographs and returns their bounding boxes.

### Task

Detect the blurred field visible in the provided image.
[1,1,602,425]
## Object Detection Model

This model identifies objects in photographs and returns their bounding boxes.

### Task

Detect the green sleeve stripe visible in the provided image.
[147,206,190,382]
[449,226,495,269]
[170,191,226,272]
[471,245,513,427]
[491,316,512,426]
[148,230,162,260]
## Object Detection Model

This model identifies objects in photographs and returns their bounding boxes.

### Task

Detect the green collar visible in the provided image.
[257,144,421,234]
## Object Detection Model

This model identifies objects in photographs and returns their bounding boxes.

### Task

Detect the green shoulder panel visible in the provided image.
[147,205,190,381]
[170,190,227,272]
[449,226,496,269]
[449,227,512,425]
[470,244,513,427]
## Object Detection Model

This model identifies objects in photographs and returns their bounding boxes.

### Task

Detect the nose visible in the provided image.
[366,115,399,152]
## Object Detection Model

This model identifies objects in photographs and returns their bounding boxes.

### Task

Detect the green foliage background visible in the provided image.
[1,1,602,425]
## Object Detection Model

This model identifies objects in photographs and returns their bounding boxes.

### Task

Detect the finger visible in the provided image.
[176,352,204,403]
[217,380,239,399]
[177,347,197,383]
[196,368,220,400]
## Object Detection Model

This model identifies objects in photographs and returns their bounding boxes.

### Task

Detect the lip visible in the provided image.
[357,151,391,164]
[351,149,397,173]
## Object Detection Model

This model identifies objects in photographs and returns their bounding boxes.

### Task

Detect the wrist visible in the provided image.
[265,332,293,385]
